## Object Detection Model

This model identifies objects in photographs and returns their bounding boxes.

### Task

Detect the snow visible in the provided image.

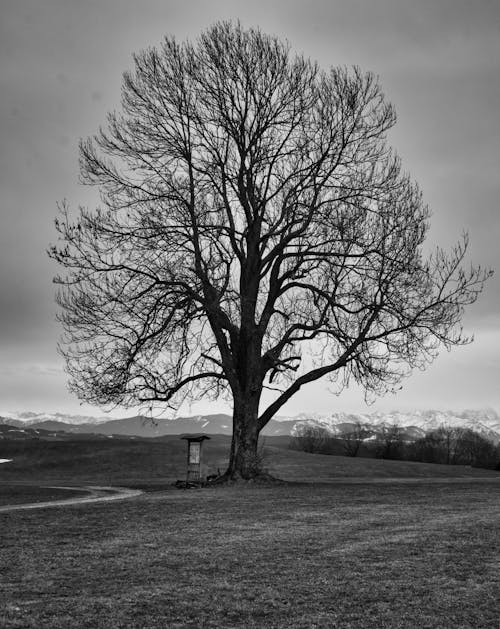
[0,411,112,425]
[282,409,500,442]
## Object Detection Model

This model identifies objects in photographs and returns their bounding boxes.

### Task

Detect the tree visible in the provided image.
[434,425,457,465]
[410,430,446,464]
[451,428,497,467]
[341,420,368,457]
[376,423,404,460]
[292,425,331,454]
[410,426,499,468]
[50,22,491,480]
[427,425,476,465]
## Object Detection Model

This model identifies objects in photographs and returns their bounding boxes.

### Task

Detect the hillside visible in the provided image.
[291,408,500,443]
[1,434,498,486]
[0,413,295,438]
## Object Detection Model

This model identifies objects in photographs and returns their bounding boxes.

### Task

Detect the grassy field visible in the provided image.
[1,435,498,486]
[1,437,500,627]
[1,480,500,628]
[0,484,89,506]
[0,436,231,486]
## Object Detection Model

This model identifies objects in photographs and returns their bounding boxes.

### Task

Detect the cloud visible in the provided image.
[0,0,498,415]
[0,363,63,377]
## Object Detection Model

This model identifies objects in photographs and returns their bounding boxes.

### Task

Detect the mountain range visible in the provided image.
[1,409,499,442]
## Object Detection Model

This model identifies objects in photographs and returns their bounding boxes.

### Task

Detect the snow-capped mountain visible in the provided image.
[0,411,112,426]
[1,408,499,442]
[277,409,500,443]
[0,413,236,438]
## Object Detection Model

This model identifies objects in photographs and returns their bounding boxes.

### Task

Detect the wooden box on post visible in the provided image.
[181,434,211,483]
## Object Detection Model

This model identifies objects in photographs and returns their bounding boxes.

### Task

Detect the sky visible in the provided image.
[0,0,499,419]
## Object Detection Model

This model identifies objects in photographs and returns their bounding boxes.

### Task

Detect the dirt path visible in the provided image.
[0,485,143,513]
[1,475,499,513]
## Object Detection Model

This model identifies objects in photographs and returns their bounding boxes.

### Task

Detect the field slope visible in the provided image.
[1,434,498,486]
[1,437,499,627]
[1,480,500,628]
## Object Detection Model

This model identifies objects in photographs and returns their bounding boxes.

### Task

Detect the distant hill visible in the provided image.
[287,409,500,444]
[0,412,296,438]
[0,422,137,442]
[1,408,499,442]
[0,411,111,426]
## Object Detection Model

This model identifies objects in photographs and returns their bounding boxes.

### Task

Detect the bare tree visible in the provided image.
[342,420,368,457]
[410,430,445,463]
[451,428,497,467]
[50,22,491,479]
[429,425,475,465]
[292,425,330,454]
[434,425,458,465]
[411,426,498,468]
[376,423,404,459]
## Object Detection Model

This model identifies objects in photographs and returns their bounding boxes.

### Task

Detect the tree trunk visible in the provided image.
[224,394,262,479]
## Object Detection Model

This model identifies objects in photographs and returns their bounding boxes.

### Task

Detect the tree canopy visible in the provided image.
[50,22,491,478]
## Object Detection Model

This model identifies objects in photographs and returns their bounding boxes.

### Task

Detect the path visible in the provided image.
[1,474,499,513]
[0,485,143,513]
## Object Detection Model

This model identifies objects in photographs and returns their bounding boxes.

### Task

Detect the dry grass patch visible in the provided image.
[0,484,89,507]
[1,480,500,628]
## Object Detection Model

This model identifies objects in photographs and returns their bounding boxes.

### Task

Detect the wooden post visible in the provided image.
[181,434,211,483]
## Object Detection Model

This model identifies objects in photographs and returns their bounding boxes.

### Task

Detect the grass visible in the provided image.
[1,481,500,628]
[1,436,499,627]
[1,435,498,486]
[0,436,230,486]
[0,484,88,507]
[265,444,500,482]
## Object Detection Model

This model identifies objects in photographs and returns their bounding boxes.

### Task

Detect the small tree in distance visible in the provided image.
[293,425,331,454]
[50,22,491,480]
[342,421,369,457]
[376,423,404,460]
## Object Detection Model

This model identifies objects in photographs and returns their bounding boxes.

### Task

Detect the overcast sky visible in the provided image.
[0,0,499,418]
